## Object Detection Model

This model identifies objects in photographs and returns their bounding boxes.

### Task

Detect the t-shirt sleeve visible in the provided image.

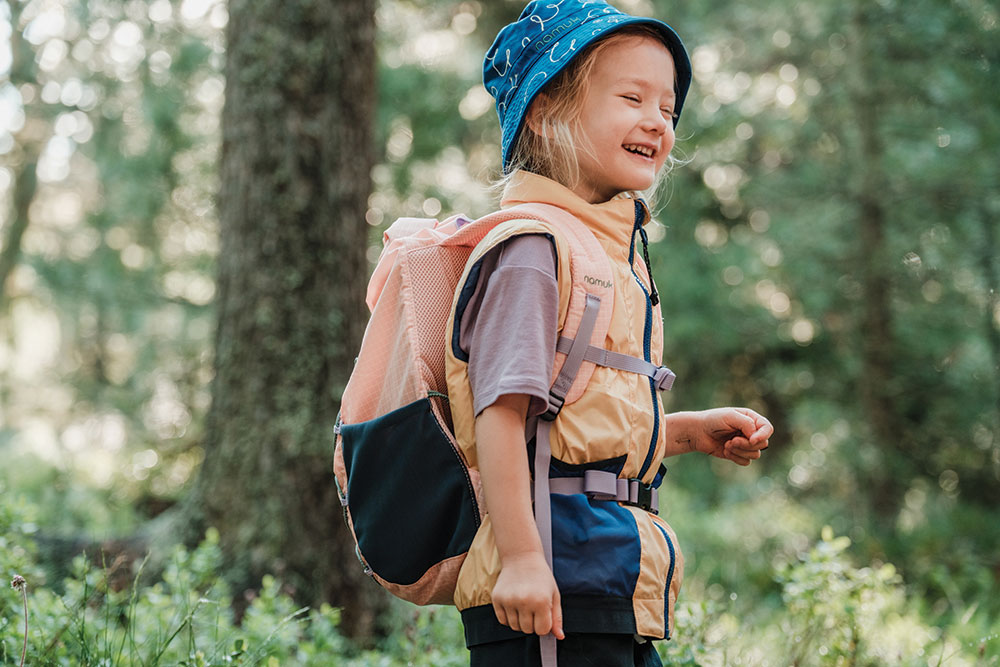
[457,233,559,418]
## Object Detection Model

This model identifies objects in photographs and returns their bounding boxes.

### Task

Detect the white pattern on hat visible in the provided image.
[530,4,562,32]
[548,39,578,63]
[487,48,512,77]
[523,71,549,102]
[497,73,519,114]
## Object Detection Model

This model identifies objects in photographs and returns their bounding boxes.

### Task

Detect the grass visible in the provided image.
[2,477,998,665]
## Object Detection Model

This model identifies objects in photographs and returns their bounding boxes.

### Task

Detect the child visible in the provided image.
[444,2,773,665]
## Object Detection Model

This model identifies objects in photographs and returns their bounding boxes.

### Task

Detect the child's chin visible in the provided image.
[624,177,656,193]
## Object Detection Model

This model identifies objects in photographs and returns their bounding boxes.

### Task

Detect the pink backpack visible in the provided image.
[333,203,618,605]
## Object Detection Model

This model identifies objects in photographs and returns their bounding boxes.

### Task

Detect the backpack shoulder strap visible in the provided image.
[500,203,615,406]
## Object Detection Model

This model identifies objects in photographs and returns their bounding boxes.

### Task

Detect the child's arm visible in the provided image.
[476,393,565,640]
[662,408,773,465]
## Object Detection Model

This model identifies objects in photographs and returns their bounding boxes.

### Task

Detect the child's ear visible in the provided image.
[525,93,552,138]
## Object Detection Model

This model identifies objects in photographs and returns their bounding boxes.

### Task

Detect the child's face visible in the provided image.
[573,35,677,204]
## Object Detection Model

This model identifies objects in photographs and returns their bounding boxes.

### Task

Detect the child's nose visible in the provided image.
[641,107,669,135]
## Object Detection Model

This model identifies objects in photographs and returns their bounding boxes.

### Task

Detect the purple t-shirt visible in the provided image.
[458,234,559,418]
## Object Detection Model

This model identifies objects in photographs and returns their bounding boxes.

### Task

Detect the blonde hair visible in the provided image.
[500,25,682,204]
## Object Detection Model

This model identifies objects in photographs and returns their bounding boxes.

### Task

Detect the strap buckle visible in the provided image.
[548,474,660,514]
[540,391,565,422]
[653,366,676,392]
[629,480,659,515]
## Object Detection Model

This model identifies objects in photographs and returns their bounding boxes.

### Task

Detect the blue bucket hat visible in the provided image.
[484,0,692,174]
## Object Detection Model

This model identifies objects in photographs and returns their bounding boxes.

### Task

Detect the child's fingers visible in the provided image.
[507,608,525,634]
[728,432,768,452]
[731,408,773,443]
[717,412,756,439]
[551,590,564,640]
[729,453,752,466]
[729,447,760,463]
[727,437,763,455]
[725,438,757,465]
[527,595,563,637]
[493,603,509,630]
[495,603,529,634]
[532,607,551,636]
[747,416,774,445]
[749,427,772,446]
[725,436,760,454]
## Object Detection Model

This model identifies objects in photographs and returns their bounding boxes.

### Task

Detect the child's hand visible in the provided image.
[476,395,564,639]
[670,408,772,465]
[492,551,565,639]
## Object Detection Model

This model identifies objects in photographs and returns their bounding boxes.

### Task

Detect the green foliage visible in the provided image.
[0,493,45,659]
[657,528,1000,666]
[5,490,997,665]
[0,504,468,666]
[3,529,284,665]
[775,527,911,665]
[2,0,999,663]
[1,0,220,517]
[646,0,1000,512]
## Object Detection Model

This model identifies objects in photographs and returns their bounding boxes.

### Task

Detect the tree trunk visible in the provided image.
[0,2,41,309]
[978,203,1000,448]
[0,159,36,308]
[848,2,903,512]
[188,0,387,639]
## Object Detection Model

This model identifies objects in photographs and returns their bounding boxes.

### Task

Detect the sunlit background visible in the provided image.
[1,0,999,663]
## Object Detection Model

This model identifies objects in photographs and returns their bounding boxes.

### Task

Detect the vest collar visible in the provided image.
[500,171,649,248]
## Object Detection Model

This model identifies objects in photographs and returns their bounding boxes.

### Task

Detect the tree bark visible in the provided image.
[188,0,387,639]
[0,160,36,308]
[848,2,903,511]
[0,2,41,309]
[978,203,1000,446]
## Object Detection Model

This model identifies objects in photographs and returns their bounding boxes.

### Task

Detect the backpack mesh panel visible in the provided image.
[340,240,470,427]
[406,243,470,398]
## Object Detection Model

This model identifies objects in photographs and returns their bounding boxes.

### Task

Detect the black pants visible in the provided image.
[469,633,663,667]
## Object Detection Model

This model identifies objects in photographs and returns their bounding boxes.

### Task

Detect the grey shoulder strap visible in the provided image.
[555,336,676,392]
[533,293,602,667]
[531,293,677,667]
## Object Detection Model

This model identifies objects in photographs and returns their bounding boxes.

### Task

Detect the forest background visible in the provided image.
[1,0,998,664]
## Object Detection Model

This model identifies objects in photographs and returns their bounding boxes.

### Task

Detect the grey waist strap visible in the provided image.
[555,336,675,391]
[547,470,660,515]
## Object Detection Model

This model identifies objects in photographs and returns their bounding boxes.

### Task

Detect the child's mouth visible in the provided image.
[623,143,655,158]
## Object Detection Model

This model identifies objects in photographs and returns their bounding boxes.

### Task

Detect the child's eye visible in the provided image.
[622,95,641,103]
[661,108,677,119]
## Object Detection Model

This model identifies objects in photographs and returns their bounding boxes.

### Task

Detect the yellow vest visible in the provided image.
[445,172,683,640]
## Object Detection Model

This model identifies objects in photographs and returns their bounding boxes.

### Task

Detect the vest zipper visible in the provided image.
[627,200,660,480]
[653,521,677,639]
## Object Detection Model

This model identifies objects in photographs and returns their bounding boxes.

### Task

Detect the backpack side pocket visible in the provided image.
[339,397,481,604]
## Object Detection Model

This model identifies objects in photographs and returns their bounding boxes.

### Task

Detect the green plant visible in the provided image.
[0,495,470,667]
[776,526,904,664]
[8,575,27,667]
[5,488,998,666]
[1,524,320,665]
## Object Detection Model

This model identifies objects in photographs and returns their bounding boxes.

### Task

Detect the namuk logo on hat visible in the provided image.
[484,0,692,174]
